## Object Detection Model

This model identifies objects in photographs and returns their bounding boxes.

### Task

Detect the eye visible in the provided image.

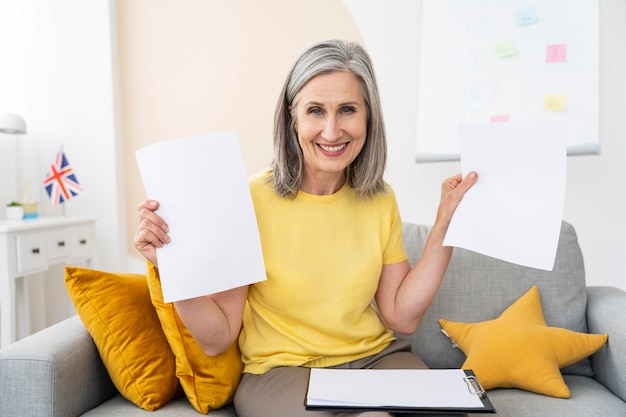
[341,106,356,114]
[307,107,323,115]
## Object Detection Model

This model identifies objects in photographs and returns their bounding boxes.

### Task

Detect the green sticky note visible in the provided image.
[494,40,517,58]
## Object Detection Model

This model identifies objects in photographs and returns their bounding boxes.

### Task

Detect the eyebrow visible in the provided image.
[303,100,362,108]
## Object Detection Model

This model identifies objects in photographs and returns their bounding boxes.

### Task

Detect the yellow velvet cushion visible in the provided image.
[145,262,243,414]
[439,285,608,398]
[64,266,180,411]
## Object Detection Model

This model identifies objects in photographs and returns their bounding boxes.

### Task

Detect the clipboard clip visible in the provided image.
[464,375,487,399]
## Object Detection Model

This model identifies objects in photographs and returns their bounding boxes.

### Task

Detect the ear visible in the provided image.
[289,105,298,132]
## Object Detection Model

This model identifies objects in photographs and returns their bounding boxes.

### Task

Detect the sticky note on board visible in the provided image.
[494,40,516,58]
[490,114,510,122]
[516,7,539,26]
[546,44,567,63]
[544,94,566,111]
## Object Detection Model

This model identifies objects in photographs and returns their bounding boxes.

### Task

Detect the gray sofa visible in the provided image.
[1,221,625,416]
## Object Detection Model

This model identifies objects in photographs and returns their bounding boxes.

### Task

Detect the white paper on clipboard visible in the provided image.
[306,368,486,410]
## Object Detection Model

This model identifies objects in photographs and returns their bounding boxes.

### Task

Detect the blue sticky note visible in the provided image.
[516,7,539,26]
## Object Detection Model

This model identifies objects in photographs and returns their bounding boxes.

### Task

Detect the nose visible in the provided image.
[321,115,342,142]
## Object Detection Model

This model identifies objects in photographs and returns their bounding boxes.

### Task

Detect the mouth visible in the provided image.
[317,143,347,153]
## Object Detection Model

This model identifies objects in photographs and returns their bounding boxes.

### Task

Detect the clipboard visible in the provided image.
[304,368,495,414]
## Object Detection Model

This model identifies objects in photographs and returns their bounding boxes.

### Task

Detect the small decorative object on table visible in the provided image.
[22,202,39,219]
[20,183,39,219]
[5,202,24,220]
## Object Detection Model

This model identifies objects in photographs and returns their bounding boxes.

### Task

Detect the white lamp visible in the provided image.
[0,113,28,134]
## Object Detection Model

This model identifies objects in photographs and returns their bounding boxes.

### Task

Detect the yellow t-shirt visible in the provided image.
[240,171,408,374]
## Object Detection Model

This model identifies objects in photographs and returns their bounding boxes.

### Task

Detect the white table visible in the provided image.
[0,216,97,348]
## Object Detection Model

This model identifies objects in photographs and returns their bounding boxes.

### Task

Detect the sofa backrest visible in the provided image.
[400,220,591,376]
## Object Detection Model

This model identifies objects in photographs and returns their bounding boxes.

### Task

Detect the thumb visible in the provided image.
[458,171,478,194]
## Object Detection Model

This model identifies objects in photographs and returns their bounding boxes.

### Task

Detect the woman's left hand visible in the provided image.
[435,171,478,228]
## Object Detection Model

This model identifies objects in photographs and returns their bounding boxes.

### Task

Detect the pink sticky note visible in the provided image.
[546,44,567,63]
[490,114,510,123]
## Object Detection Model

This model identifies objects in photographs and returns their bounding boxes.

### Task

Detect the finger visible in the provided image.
[137,217,170,245]
[137,199,159,212]
[451,171,477,191]
[135,227,167,249]
[133,229,159,266]
[441,171,477,205]
[441,173,463,190]
[138,205,169,234]
[460,171,478,190]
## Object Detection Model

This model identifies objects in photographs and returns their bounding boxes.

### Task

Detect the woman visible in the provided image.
[135,39,477,417]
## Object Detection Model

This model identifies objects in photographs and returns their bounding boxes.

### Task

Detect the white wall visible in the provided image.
[0,0,126,271]
[0,0,127,334]
[345,0,626,291]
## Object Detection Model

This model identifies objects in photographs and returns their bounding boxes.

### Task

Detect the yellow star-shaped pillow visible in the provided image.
[439,285,608,398]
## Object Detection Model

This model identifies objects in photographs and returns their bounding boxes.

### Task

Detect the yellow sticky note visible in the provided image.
[544,94,566,111]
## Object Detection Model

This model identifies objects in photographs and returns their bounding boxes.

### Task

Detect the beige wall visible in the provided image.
[116,0,364,258]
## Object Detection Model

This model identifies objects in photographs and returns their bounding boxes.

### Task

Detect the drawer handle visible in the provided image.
[57,241,66,247]
[32,247,40,254]
[79,239,88,245]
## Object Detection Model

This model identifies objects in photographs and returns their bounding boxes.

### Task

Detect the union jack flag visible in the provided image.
[43,147,83,207]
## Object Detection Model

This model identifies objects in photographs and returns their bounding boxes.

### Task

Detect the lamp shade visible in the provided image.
[0,113,27,134]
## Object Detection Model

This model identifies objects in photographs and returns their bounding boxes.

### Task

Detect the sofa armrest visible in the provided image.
[0,315,117,417]
[586,286,626,402]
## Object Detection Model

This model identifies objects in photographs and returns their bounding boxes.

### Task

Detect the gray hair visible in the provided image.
[270,39,387,199]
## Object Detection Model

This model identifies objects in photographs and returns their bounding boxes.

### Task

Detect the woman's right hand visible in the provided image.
[134,199,170,267]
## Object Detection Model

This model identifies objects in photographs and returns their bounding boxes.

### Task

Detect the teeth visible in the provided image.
[319,143,346,153]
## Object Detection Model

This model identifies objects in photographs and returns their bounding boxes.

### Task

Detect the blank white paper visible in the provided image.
[443,122,566,271]
[135,132,266,302]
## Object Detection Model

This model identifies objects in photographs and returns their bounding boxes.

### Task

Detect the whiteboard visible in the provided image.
[416,0,599,162]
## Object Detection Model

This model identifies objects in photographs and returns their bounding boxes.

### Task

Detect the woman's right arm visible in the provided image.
[134,199,247,356]
[174,286,248,356]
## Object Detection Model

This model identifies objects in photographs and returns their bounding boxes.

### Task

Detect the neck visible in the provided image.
[300,172,346,196]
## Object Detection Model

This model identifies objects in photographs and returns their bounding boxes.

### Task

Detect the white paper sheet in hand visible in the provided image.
[443,123,566,271]
[135,132,266,302]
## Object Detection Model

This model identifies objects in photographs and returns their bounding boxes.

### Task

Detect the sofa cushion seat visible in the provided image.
[81,396,237,416]
[480,375,626,417]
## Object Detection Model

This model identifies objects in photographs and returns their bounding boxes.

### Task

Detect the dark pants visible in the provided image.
[234,339,468,417]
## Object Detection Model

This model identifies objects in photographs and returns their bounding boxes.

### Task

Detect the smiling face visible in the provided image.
[293,71,368,195]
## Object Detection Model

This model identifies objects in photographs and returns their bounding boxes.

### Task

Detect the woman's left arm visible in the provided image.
[375,172,478,334]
